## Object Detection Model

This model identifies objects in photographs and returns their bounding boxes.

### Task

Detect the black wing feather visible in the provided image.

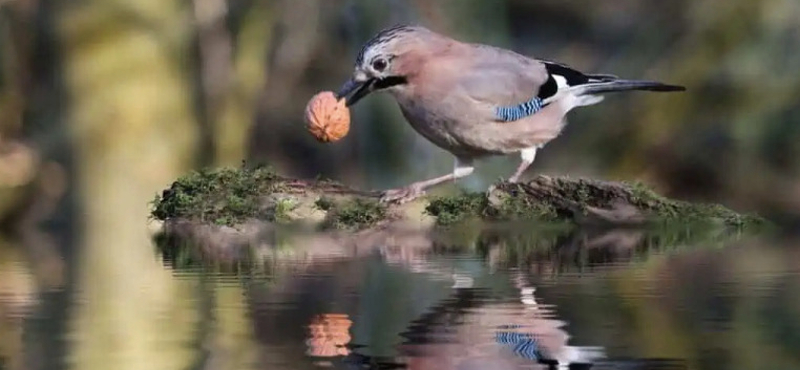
[536,61,619,100]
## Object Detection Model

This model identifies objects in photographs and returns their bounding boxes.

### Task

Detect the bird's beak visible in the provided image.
[336,76,375,107]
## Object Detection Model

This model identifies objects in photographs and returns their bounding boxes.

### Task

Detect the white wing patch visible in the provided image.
[553,75,569,89]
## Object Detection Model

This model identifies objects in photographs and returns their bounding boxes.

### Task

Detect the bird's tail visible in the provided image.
[542,78,685,110]
[554,79,685,109]
[575,79,686,95]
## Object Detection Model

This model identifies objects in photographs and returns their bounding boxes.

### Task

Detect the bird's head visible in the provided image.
[337,25,431,106]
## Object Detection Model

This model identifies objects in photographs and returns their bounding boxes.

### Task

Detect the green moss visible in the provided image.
[489,184,562,221]
[425,193,487,226]
[493,178,766,230]
[150,164,389,229]
[425,188,562,226]
[272,197,298,224]
[325,198,388,230]
[499,198,560,221]
[150,164,283,226]
[626,181,767,229]
[314,196,335,211]
[424,179,766,230]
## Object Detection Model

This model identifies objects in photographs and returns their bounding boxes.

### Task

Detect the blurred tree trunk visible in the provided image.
[0,1,37,222]
[251,0,324,175]
[57,1,200,370]
[0,237,38,370]
[194,0,275,166]
[198,279,259,370]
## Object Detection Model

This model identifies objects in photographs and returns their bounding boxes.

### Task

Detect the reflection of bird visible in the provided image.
[338,25,685,203]
[501,275,605,368]
[452,273,474,289]
[495,328,546,361]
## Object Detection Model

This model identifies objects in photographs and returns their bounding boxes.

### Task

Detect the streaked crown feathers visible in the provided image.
[354,24,426,67]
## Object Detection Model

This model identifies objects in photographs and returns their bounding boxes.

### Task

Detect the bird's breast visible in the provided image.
[391,89,564,156]
[394,95,486,157]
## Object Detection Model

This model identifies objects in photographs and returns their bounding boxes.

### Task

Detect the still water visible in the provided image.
[1,224,799,370]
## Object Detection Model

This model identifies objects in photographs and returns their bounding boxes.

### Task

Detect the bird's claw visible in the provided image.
[379,185,426,204]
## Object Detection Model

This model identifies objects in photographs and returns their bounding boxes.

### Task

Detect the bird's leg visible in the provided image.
[380,157,474,204]
[508,147,537,183]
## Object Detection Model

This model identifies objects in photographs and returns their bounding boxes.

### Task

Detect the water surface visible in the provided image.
[1,225,798,370]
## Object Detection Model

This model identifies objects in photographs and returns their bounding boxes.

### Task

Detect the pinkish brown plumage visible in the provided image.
[337,25,685,204]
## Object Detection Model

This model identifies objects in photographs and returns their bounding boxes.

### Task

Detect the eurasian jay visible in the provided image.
[336,25,686,204]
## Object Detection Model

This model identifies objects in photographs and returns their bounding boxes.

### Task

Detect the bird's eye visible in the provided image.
[372,58,388,72]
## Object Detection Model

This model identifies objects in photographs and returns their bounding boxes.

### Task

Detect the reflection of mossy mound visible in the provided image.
[151,165,768,232]
[152,218,755,275]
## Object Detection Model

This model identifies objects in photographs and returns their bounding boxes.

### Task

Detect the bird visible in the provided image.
[336,25,686,204]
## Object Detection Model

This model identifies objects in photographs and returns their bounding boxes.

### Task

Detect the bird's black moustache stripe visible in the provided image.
[374,76,408,90]
[339,75,409,107]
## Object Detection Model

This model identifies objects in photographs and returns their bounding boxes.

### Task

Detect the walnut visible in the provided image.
[304,91,351,143]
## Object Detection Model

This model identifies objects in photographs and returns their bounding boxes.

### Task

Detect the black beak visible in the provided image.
[336,78,375,107]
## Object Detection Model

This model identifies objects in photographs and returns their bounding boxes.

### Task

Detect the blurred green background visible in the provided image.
[1,0,800,229]
[0,0,799,370]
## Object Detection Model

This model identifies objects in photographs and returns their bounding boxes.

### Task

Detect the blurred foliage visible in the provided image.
[0,0,797,226]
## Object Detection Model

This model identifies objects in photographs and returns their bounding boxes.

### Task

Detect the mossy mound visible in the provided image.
[151,165,283,226]
[151,166,768,233]
[151,165,389,230]
[425,176,766,229]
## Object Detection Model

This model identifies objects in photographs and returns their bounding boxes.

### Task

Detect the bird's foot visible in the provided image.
[379,185,426,204]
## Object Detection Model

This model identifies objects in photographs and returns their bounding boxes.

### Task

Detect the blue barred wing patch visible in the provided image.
[495,97,545,122]
[495,330,544,360]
